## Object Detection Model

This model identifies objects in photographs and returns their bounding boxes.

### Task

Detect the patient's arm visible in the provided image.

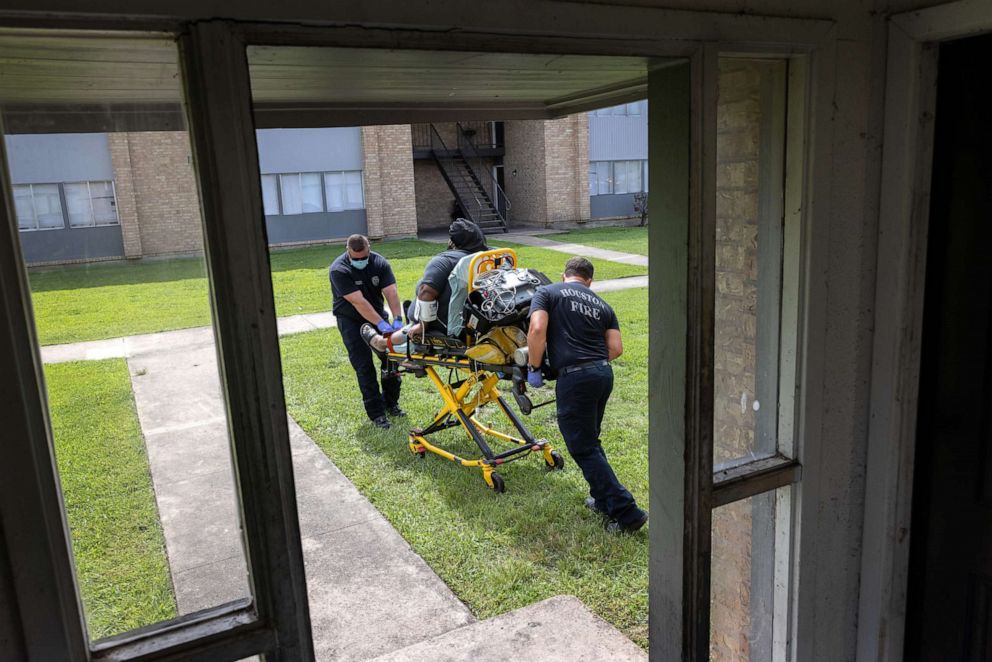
[417,284,440,300]
[369,284,440,351]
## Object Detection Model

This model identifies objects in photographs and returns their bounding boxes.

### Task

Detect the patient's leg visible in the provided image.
[367,322,423,352]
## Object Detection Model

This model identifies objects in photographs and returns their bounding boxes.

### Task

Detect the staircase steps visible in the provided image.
[427,125,509,233]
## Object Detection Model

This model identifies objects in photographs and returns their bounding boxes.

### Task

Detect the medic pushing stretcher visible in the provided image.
[360,243,564,493]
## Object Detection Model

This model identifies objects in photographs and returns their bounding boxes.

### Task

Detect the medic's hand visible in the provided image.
[527,368,544,388]
[391,318,404,331]
[376,320,392,334]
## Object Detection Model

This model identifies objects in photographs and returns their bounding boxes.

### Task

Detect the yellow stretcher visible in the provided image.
[384,248,563,493]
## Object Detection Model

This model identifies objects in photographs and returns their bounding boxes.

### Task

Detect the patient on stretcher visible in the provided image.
[360,221,551,366]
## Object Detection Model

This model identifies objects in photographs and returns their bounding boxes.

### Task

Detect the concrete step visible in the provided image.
[368,595,646,662]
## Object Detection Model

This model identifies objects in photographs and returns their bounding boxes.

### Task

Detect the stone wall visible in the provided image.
[362,124,418,239]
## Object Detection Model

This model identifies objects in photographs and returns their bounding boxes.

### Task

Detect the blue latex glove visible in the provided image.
[391,318,404,331]
[376,319,392,334]
[527,368,544,388]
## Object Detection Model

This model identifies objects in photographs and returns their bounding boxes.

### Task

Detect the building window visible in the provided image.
[589,160,648,195]
[263,170,364,215]
[14,183,65,231]
[279,172,322,215]
[589,101,645,117]
[261,174,280,215]
[323,170,364,211]
[64,181,119,227]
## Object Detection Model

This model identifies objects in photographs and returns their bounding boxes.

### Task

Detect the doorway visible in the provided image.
[905,32,992,661]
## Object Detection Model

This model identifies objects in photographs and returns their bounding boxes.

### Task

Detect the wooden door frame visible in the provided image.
[858,2,992,660]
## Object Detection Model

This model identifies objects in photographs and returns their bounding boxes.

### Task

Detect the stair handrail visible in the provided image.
[429,123,489,221]
[456,122,511,225]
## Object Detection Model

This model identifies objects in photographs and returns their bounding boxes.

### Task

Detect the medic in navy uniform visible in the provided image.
[329,234,405,430]
[527,256,648,534]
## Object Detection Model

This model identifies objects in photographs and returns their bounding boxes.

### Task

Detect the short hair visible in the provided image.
[564,256,594,280]
[347,234,370,252]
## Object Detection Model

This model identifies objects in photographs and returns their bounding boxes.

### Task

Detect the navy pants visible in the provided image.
[337,315,401,420]
[555,364,643,526]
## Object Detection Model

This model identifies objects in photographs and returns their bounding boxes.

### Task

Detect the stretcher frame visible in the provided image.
[384,248,563,492]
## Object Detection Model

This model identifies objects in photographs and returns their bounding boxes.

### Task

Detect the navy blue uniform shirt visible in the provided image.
[529,281,620,372]
[329,251,396,322]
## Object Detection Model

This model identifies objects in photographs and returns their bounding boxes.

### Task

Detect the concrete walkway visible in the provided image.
[371,595,646,662]
[501,232,649,267]
[123,326,644,659]
[41,231,650,659]
[127,327,476,659]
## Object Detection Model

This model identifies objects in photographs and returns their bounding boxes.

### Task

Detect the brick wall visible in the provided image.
[502,116,590,227]
[115,131,204,257]
[502,120,547,225]
[106,133,143,258]
[362,125,418,239]
[710,60,763,662]
[543,114,590,225]
[414,161,456,230]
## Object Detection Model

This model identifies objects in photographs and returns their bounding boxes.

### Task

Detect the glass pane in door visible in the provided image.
[0,29,251,641]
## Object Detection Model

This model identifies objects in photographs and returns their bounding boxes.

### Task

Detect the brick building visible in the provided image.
[10,109,647,265]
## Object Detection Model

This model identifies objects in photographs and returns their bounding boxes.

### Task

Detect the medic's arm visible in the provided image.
[527,310,549,369]
[606,328,623,361]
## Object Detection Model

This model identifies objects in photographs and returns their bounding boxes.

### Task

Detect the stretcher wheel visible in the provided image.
[546,450,565,471]
[489,472,506,494]
[408,438,426,458]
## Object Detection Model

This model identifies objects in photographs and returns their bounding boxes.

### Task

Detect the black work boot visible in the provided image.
[371,415,391,430]
[605,510,649,535]
[386,405,407,418]
[584,496,608,516]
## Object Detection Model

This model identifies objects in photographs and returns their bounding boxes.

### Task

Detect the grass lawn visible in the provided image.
[28,238,645,346]
[279,286,649,647]
[551,226,648,256]
[45,359,176,640]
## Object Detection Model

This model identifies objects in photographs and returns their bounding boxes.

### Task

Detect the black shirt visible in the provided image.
[529,281,620,372]
[415,248,469,331]
[329,251,396,322]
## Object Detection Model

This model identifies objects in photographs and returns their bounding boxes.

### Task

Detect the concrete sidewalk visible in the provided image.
[124,325,644,660]
[501,232,649,267]
[127,330,476,659]
[371,595,646,662]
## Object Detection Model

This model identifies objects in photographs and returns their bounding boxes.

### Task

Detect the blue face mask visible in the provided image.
[350,256,369,270]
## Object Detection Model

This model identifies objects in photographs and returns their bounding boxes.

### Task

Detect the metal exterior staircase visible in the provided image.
[429,123,509,233]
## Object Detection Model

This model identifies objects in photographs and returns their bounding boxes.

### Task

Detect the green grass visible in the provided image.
[28,238,645,346]
[45,359,176,640]
[551,226,648,256]
[279,286,649,647]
